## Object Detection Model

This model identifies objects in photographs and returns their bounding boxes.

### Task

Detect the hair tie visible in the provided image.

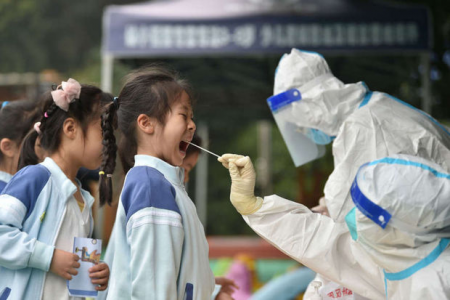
[34,122,42,134]
[99,171,112,177]
[1,101,9,109]
[51,78,81,112]
[113,97,119,109]
[44,112,49,118]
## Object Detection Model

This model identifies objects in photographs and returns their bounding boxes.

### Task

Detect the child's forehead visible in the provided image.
[172,92,193,111]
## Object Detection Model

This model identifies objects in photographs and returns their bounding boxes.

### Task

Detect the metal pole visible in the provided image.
[195,123,209,229]
[96,53,114,240]
[101,54,114,93]
[257,120,273,195]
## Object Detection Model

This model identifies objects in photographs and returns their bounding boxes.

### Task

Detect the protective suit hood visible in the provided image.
[273,48,367,137]
[269,49,368,166]
[349,154,450,274]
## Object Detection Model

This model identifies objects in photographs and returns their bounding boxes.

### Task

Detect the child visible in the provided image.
[0,79,111,300]
[0,99,41,191]
[181,134,201,184]
[98,66,231,300]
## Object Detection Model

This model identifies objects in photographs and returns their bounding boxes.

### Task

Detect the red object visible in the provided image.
[207,236,290,259]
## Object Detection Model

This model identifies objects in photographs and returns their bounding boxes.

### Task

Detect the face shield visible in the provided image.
[267,88,330,167]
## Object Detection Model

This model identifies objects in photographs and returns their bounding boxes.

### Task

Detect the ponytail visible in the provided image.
[99,101,118,206]
[17,101,60,170]
[17,130,40,170]
[118,135,136,174]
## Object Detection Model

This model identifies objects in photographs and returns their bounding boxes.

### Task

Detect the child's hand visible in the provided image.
[215,277,239,296]
[215,291,235,300]
[89,262,110,291]
[50,249,80,280]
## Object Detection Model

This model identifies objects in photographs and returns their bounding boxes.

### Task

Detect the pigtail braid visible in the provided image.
[39,102,58,132]
[17,130,40,170]
[99,102,118,206]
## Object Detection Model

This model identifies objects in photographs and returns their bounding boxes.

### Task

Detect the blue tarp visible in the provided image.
[102,0,431,57]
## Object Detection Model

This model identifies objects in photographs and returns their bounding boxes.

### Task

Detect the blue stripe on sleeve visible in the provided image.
[1,165,51,219]
[121,166,180,222]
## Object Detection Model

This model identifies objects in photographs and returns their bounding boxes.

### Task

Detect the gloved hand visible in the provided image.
[218,154,263,215]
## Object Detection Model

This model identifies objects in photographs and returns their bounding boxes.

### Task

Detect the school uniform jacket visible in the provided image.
[0,171,12,192]
[100,155,220,300]
[0,157,95,300]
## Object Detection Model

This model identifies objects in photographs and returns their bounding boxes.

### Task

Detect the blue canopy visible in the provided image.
[102,0,431,57]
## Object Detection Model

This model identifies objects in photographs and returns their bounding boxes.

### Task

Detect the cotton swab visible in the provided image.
[188,142,221,158]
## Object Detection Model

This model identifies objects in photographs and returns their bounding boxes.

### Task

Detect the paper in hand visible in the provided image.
[67,237,102,298]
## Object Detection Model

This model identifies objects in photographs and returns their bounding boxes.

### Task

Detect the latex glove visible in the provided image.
[218,154,263,215]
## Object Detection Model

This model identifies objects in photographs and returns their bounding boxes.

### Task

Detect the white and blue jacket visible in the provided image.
[0,171,12,192]
[100,155,220,300]
[0,157,95,300]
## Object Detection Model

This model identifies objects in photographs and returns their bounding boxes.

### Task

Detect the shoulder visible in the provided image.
[0,180,7,192]
[121,166,179,222]
[2,164,51,200]
[1,164,51,218]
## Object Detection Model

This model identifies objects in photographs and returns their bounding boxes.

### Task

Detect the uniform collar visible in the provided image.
[134,155,184,186]
[40,157,94,207]
[0,171,13,184]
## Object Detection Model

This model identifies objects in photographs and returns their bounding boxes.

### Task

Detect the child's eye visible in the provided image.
[180,114,187,120]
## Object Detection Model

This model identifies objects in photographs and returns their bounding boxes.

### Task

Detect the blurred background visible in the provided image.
[1,0,450,297]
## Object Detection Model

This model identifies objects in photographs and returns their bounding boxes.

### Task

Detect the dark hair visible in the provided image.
[186,134,202,158]
[0,100,42,163]
[99,64,193,206]
[18,83,113,170]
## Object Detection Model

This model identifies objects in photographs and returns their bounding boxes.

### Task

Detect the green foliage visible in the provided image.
[0,0,136,73]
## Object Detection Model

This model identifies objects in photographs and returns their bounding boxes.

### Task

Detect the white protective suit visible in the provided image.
[230,49,450,299]
[271,49,450,222]
[241,154,450,299]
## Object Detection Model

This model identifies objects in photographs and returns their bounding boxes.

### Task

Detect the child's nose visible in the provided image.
[188,119,196,132]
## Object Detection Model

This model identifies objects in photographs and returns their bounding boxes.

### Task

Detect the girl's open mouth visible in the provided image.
[179,141,189,154]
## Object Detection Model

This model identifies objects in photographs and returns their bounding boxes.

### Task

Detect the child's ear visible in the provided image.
[62,118,78,139]
[0,138,17,158]
[136,114,155,134]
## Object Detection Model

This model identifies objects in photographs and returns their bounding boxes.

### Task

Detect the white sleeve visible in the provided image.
[0,195,54,271]
[243,195,385,300]
[127,207,184,300]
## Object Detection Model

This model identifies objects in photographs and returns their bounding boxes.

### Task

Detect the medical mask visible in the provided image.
[306,128,335,145]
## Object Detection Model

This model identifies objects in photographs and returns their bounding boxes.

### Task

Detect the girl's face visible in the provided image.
[153,91,196,166]
[80,117,103,170]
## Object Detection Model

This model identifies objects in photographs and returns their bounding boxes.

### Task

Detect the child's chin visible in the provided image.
[85,162,101,171]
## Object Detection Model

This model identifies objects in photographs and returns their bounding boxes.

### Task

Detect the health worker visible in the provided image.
[219,48,450,299]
